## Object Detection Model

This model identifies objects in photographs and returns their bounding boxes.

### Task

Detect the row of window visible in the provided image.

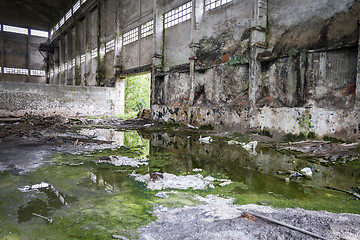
[51,0,232,40]
[0,67,46,77]
[0,25,48,38]
[51,0,87,36]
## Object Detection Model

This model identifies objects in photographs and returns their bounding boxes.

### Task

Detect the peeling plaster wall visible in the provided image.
[0,81,124,117]
[151,0,360,141]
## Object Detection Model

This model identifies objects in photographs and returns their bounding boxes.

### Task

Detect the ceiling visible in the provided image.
[0,0,76,30]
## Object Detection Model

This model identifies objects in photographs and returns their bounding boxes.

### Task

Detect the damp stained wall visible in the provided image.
[0,0,359,140]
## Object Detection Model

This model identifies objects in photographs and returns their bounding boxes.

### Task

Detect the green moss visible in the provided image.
[307,132,317,139]
[283,132,307,142]
[199,124,214,130]
[323,136,344,143]
[229,54,249,65]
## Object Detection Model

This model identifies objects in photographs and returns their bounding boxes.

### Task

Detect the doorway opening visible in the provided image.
[124,72,151,119]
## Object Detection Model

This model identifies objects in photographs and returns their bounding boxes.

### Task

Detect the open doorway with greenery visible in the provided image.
[123,73,151,119]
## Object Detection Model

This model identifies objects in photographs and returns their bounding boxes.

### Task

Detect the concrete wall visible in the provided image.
[1,0,359,140]
[0,80,124,117]
[150,0,360,141]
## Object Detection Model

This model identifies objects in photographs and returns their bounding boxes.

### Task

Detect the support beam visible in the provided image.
[189,0,204,105]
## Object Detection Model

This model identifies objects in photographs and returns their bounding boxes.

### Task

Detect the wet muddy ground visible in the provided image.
[0,116,360,239]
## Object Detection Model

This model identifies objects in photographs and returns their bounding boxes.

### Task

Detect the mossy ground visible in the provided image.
[1,129,359,239]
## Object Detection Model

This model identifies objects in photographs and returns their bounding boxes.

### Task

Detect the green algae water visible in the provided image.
[1,128,359,239]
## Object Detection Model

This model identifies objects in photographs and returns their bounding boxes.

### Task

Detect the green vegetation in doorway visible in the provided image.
[125,74,151,116]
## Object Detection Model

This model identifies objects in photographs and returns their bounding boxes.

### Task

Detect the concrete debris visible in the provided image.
[228,140,258,155]
[137,108,151,120]
[300,167,312,177]
[112,235,130,240]
[277,141,358,160]
[154,192,170,199]
[199,136,213,144]
[192,168,203,172]
[97,156,148,167]
[130,173,230,190]
[187,124,198,129]
[139,195,360,240]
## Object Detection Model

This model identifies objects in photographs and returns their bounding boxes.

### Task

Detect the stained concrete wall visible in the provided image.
[0,81,124,117]
[1,0,359,140]
[151,0,360,141]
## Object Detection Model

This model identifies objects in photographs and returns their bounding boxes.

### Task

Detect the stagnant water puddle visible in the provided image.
[1,126,359,239]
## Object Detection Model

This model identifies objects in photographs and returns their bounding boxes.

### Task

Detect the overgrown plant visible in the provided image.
[125,74,151,113]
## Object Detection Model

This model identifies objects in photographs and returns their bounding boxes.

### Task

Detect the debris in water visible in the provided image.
[199,136,213,144]
[32,213,53,224]
[227,140,258,155]
[112,235,130,240]
[300,167,312,177]
[187,124,198,129]
[97,156,148,167]
[130,173,229,190]
[154,192,169,199]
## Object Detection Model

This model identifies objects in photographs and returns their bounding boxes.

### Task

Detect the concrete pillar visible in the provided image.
[151,0,165,107]
[115,77,125,115]
[54,39,60,85]
[114,0,123,77]
[75,20,81,86]
[152,0,165,73]
[97,0,106,86]
[249,0,267,109]
[355,20,360,137]
[189,0,204,104]
[0,25,4,81]
[27,27,30,83]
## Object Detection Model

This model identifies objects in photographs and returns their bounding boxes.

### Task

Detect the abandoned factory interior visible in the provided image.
[0,0,360,239]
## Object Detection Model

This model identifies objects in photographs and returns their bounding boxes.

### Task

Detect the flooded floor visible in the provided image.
[0,117,360,239]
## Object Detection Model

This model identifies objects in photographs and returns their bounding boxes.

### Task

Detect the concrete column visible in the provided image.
[248,0,267,109]
[189,0,204,104]
[27,28,31,83]
[97,1,105,86]
[115,77,125,115]
[114,0,123,77]
[54,39,60,85]
[355,20,360,137]
[152,0,165,72]
[0,25,4,81]
[75,20,81,85]
[85,11,91,86]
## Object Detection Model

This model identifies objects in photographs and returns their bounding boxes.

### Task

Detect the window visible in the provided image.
[105,39,115,53]
[80,54,86,63]
[91,48,98,58]
[65,9,72,21]
[59,17,65,27]
[205,0,232,11]
[31,29,48,38]
[4,67,28,75]
[73,0,81,13]
[54,23,59,32]
[3,25,28,35]
[30,69,46,77]
[123,28,138,46]
[55,67,59,74]
[141,20,153,38]
[81,0,87,4]
[71,59,76,67]
[164,1,192,29]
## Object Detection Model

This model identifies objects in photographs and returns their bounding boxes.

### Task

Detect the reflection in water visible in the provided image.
[18,182,74,223]
[79,128,125,146]
[148,132,360,196]
[88,169,128,193]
